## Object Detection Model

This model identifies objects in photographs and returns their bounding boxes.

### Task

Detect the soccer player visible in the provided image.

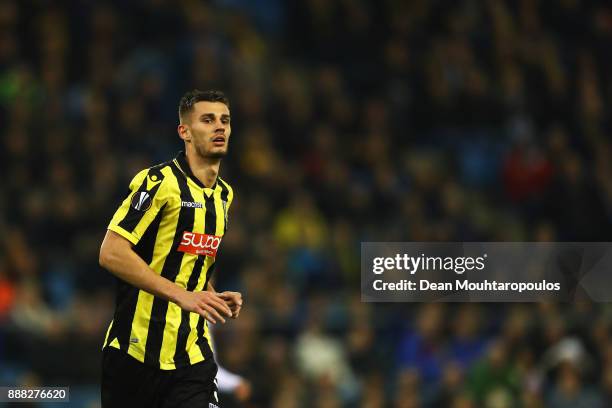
[99,89,242,407]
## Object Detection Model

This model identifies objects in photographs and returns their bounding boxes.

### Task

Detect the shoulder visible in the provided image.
[148,160,173,177]
[128,160,175,192]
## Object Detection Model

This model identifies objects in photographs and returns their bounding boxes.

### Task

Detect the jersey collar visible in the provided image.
[173,151,218,190]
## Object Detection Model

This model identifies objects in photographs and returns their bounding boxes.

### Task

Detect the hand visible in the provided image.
[175,290,233,324]
[218,291,243,318]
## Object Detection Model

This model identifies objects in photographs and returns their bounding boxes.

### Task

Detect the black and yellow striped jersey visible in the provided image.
[102,151,234,370]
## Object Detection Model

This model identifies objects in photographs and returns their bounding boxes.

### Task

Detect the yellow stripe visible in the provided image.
[214,188,226,237]
[220,178,234,207]
[159,300,181,367]
[197,188,228,356]
[187,256,214,363]
[159,182,204,367]
[185,184,228,364]
[184,186,209,364]
[228,182,234,205]
[174,182,204,289]
[127,167,179,363]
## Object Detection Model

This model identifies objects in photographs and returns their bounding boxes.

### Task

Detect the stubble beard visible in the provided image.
[195,144,227,160]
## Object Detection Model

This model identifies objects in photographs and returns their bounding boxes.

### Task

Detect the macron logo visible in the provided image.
[181,201,203,208]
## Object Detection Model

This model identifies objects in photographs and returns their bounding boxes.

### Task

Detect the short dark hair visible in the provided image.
[178,89,230,121]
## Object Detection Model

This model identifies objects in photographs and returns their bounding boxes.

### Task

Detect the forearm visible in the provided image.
[100,232,185,304]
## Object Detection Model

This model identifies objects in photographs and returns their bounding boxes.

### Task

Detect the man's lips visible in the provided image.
[212,136,226,145]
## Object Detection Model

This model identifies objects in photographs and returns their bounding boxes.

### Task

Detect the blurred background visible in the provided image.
[1,0,612,407]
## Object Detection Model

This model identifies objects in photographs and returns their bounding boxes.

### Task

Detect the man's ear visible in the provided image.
[177,124,191,141]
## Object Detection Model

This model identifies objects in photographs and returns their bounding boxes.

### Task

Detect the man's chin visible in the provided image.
[207,152,227,159]
[196,146,227,159]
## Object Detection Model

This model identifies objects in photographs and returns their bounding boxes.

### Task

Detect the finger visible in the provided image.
[232,305,242,318]
[219,305,233,317]
[224,295,242,308]
[195,307,216,324]
[205,313,217,325]
[202,304,226,324]
[220,292,242,304]
[208,304,227,323]
[204,294,233,316]
[211,297,233,316]
[222,298,236,306]
[219,294,235,303]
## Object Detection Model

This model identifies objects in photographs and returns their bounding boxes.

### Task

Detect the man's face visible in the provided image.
[184,101,231,159]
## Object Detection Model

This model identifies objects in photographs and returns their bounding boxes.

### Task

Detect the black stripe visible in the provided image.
[195,335,214,361]
[118,170,164,234]
[202,259,216,293]
[218,179,230,233]
[107,205,165,351]
[106,167,167,352]
[196,195,218,356]
[133,204,166,264]
[219,179,229,201]
[143,165,195,366]
[173,255,205,366]
[203,195,218,289]
[107,281,139,352]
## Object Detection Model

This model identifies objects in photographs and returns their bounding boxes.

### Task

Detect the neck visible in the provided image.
[185,147,221,188]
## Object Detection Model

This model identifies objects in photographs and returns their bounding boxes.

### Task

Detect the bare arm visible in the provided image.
[100,230,183,302]
[99,230,232,323]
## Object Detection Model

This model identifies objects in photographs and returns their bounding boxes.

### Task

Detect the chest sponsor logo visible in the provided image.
[178,232,222,257]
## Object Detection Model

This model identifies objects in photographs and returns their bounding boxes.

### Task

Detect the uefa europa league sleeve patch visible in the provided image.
[131,191,152,211]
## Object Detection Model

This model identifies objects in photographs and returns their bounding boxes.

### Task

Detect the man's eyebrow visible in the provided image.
[199,113,231,119]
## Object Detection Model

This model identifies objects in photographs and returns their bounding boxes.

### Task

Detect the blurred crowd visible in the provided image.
[1,0,612,407]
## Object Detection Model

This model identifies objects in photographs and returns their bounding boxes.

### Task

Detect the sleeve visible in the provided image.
[107,167,168,245]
